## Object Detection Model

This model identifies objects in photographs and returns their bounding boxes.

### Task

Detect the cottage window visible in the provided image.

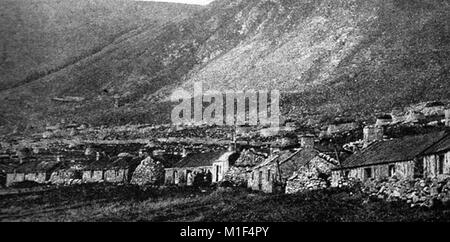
[344,171,350,178]
[438,154,445,175]
[388,165,396,177]
[252,172,254,180]
[364,168,372,179]
[267,170,271,181]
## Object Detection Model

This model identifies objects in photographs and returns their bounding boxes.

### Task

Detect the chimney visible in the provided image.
[299,135,315,149]
[181,148,188,158]
[363,125,384,148]
[445,109,450,127]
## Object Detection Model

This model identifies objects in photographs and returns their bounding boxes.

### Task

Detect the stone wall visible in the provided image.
[82,170,104,183]
[224,166,251,187]
[24,172,47,184]
[50,170,82,185]
[248,164,278,193]
[6,173,25,187]
[165,166,213,186]
[104,169,128,183]
[423,151,450,178]
[333,160,415,182]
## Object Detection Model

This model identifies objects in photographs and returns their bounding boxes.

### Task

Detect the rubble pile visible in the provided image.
[337,177,450,208]
[131,157,164,186]
[224,167,250,187]
[286,177,329,194]
[334,177,363,189]
[285,170,331,194]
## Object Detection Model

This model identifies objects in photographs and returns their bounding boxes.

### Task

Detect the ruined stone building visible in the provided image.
[223,148,267,186]
[105,155,141,183]
[248,136,338,193]
[285,152,339,194]
[131,156,165,185]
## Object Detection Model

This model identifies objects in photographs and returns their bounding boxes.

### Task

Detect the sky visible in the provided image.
[137,0,214,5]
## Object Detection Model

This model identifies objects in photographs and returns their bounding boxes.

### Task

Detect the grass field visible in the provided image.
[1,184,450,222]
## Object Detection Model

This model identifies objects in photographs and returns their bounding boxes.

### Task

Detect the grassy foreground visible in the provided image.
[1,184,449,222]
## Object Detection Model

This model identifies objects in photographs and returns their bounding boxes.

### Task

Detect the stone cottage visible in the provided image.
[6,158,61,187]
[332,130,449,183]
[49,161,84,185]
[82,156,111,183]
[420,133,450,179]
[211,150,240,183]
[165,151,228,186]
[105,155,141,184]
[223,148,267,186]
[248,135,314,193]
[285,152,339,194]
[248,142,339,194]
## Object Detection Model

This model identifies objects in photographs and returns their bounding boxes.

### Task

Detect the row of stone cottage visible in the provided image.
[163,128,450,194]
[1,136,332,190]
[2,128,450,193]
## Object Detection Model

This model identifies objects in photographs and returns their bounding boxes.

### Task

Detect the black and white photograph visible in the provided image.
[0,0,450,231]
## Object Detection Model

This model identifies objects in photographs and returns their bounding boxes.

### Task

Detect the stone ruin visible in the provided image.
[131,157,165,186]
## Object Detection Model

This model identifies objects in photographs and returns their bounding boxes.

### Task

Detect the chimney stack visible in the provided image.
[363,125,384,148]
[299,134,315,149]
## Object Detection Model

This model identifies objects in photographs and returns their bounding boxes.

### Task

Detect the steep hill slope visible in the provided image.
[0,0,449,133]
[0,0,202,91]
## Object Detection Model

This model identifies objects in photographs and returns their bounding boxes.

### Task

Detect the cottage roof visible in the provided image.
[152,154,182,168]
[339,131,448,169]
[14,160,61,173]
[172,151,226,168]
[0,163,17,173]
[108,156,141,169]
[421,133,450,155]
[83,157,112,170]
[254,148,340,170]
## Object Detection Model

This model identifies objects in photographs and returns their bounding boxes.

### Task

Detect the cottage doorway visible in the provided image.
[174,170,178,184]
[258,171,262,190]
[215,165,221,182]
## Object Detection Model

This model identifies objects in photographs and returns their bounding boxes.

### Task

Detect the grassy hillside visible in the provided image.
[0,0,449,133]
[0,0,202,91]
